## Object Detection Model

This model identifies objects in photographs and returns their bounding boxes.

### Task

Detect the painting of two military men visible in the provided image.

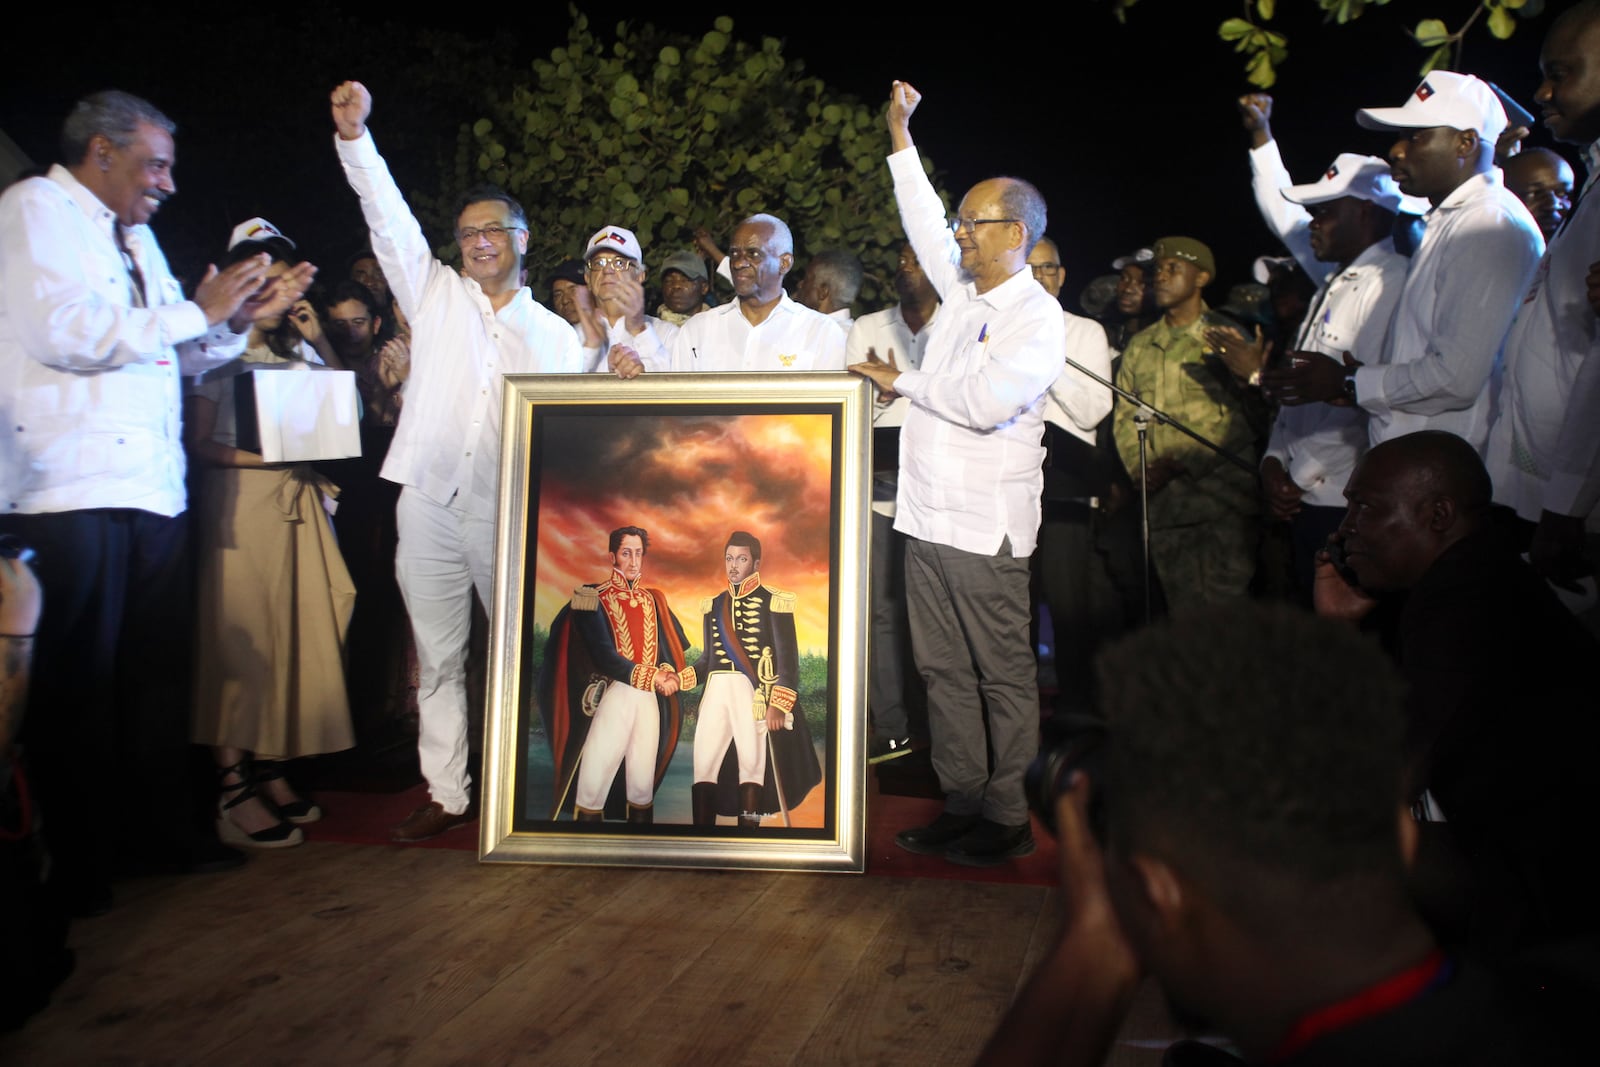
[538,526,823,829]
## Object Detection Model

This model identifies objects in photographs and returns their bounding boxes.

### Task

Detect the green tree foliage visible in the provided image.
[434,7,940,307]
[1114,0,1544,88]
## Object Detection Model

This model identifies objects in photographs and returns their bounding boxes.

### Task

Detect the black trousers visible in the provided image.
[0,509,200,898]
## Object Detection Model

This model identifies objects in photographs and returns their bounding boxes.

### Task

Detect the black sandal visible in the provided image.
[216,760,303,849]
[253,761,323,825]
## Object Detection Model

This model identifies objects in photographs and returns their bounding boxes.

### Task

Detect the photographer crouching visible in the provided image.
[979,601,1583,1066]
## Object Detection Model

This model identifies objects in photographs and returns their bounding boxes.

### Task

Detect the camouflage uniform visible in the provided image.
[1113,313,1259,607]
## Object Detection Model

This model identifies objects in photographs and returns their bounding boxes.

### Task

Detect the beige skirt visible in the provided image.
[192,466,357,757]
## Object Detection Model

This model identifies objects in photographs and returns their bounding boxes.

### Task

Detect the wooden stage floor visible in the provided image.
[1,838,1191,1065]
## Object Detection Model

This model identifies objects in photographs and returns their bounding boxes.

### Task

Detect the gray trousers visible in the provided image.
[869,512,911,739]
[904,536,1038,825]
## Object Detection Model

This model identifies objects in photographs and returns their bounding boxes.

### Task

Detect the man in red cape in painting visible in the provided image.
[539,526,692,824]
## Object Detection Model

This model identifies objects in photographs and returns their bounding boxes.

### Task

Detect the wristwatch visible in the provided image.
[1341,369,1358,402]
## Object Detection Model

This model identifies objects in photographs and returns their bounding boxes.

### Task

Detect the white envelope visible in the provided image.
[246,364,362,463]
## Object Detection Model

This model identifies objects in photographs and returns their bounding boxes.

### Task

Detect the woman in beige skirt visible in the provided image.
[187,226,356,847]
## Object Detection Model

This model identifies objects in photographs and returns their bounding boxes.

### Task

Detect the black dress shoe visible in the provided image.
[894,812,979,856]
[944,818,1035,867]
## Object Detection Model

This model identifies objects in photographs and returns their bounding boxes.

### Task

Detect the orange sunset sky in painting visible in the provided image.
[526,409,836,654]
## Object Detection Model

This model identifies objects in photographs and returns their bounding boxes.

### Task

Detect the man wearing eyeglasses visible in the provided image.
[331,81,586,844]
[580,225,678,377]
[848,81,1068,867]
[667,213,846,372]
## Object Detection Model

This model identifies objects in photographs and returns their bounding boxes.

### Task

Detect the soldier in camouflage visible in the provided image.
[1113,237,1259,608]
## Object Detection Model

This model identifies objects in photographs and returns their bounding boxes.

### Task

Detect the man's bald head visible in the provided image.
[954,176,1046,290]
[1337,431,1491,593]
[1372,430,1492,512]
[1503,147,1575,238]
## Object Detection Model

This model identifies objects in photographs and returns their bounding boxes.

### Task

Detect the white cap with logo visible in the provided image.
[584,225,644,266]
[227,217,294,250]
[1281,153,1431,215]
[1355,71,1508,145]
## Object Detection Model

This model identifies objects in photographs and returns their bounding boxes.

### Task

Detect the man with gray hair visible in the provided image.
[794,248,864,333]
[0,89,314,914]
[849,81,1067,866]
[668,213,845,371]
[580,224,678,377]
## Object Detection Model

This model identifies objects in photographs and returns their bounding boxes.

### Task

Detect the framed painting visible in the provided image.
[479,371,872,873]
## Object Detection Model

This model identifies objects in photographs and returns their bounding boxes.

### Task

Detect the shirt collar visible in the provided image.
[1342,236,1400,275]
[892,301,938,335]
[48,163,119,239]
[730,572,763,598]
[1432,168,1501,215]
[968,264,1040,310]
[1583,139,1600,198]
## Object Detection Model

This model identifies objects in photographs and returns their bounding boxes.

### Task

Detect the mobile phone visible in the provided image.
[1324,536,1358,585]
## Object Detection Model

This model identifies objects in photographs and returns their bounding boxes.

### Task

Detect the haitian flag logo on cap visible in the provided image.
[597,231,629,246]
[1416,81,1435,102]
[1325,163,1340,181]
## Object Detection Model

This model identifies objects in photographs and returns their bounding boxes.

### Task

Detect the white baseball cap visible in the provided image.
[1111,247,1152,271]
[1281,153,1431,215]
[227,217,294,250]
[1356,71,1507,145]
[584,225,643,265]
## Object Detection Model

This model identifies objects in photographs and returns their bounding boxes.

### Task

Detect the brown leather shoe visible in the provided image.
[390,801,473,843]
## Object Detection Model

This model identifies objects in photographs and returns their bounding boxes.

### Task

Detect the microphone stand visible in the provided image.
[1062,353,1257,625]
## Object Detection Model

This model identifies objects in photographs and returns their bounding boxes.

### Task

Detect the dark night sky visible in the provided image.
[0,4,1566,305]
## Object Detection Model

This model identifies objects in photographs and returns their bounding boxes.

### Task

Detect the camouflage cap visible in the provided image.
[1151,236,1215,277]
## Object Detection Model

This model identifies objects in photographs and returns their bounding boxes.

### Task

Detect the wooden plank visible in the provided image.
[793,878,1052,1066]
[584,872,895,1066]
[401,868,792,1064]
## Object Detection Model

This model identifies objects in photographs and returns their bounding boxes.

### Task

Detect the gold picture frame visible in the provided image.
[480,372,872,873]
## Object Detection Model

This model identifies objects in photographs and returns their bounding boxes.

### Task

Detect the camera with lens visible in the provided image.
[1025,711,1108,841]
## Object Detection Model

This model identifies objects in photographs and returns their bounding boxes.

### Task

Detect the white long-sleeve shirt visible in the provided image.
[335,131,584,520]
[1486,138,1600,521]
[1042,312,1113,447]
[1250,141,1407,506]
[1352,168,1543,449]
[0,165,246,516]
[848,301,937,519]
[667,294,845,371]
[887,147,1066,557]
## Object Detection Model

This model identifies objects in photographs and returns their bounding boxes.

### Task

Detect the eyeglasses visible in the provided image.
[586,255,639,274]
[949,217,1018,235]
[454,224,523,245]
[1030,262,1062,276]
